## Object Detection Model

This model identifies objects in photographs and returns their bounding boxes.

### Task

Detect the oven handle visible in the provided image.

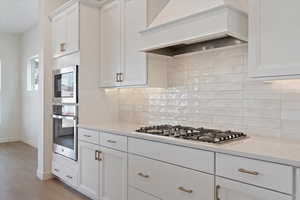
[52,115,77,120]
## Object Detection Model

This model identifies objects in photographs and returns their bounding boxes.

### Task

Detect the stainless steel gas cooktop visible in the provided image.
[136,125,247,144]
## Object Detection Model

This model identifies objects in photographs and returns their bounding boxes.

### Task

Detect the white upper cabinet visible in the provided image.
[100,0,122,87]
[99,0,168,88]
[122,0,147,86]
[52,2,79,58]
[99,147,127,200]
[249,0,300,79]
[216,177,292,200]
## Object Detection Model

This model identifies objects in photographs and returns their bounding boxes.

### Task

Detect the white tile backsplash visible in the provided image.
[115,45,300,140]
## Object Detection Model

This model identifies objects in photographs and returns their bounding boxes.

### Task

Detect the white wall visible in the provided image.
[0,33,21,143]
[20,26,40,148]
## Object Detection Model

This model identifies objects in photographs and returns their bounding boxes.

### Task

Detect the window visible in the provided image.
[27,55,39,91]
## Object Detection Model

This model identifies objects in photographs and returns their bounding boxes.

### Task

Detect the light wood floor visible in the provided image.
[0,142,89,200]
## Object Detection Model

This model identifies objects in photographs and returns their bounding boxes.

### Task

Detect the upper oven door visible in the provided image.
[53,66,78,104]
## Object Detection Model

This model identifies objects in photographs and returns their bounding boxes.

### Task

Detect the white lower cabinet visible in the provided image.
[52,153,79,188]
[216,177,292,200]
[73,130,296,200]
[128,187,161,200]
[297,169,300,200]
[78,142,100,200]
[128,154,214,200]
[99,147,127,200]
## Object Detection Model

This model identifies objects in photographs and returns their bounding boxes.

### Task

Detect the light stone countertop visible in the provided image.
[79,122,300,168]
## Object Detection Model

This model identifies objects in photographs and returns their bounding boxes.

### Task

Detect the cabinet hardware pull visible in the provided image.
[97,151,102,161]
[238,168,259,176]
[107,140,117,144]
[120,73,123,82]
[84,134,91,138]
[66,175,73,179]
[178,186,193,194]
[116,73,119,82]
[216,185,221,200]
[60,43,66,52]
[95,150,98,160]
[138,172,149,178]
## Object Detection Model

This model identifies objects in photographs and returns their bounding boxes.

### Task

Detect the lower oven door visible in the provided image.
[53,115,78,160]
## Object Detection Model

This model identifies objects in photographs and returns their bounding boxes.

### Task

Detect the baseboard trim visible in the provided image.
[36,170,54,181]
[0,138,20,143]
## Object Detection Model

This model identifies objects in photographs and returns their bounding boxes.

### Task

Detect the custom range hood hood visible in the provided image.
[140,0,248,56]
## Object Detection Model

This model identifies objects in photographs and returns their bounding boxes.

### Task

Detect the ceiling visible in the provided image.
[0,0,39,34]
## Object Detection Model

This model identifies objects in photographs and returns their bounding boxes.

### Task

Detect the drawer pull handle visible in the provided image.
[84,135,92,138]
[66,175,73,179]
[216,185,221,200]
[107,140,117,144]
[95,150,102,161]
[238,168,259,176]
[138,172,149,178]
[178,186,193,194]
[60,43,66,52]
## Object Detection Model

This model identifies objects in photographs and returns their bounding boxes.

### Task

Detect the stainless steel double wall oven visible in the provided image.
[53,66,78,160]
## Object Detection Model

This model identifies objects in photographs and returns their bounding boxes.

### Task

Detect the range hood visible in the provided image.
[140,0,248,56]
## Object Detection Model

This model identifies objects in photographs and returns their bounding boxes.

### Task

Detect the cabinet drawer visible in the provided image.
[52,160,63,177]
[128,187,161,200]
[216,177,292,200]
[52,153,79,187]
[63,166,78,186]
[128,138,214,173]
[100,132,127,152]
[216,153,293,194]
[78,128,100,145]
[128,154,214,200]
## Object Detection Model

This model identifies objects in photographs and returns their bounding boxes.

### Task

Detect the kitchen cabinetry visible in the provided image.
[249,0,300,79]
[99,147,127,200]
[52,153,79,188]
[297,169,300,200]
[128,154,214,200]
[99,0,122,87]
[99,0,168,88]
[216,177,292,200]
[78,142,99,199]
[64,127,297,200]
[128,187,161,200]
[216,153,293,194]
[77,129,127,200]
[52,2,79,58]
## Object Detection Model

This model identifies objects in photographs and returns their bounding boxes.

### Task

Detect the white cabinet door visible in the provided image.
[65,2,80,55]
[122,0,147,86]
[52,12,67,57]
[78,142,100,200]
[249,0,300,78]
[52,2,79,58]
[297,169,300,200]
[99,147,127,200]
[100,0,122,87]
[216,177,292,200]
[128,187,161,200]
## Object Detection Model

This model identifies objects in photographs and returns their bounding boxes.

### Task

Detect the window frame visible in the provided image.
[27,55,39,91]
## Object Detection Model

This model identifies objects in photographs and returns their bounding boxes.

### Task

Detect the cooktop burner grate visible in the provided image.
[136,125,247,144]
